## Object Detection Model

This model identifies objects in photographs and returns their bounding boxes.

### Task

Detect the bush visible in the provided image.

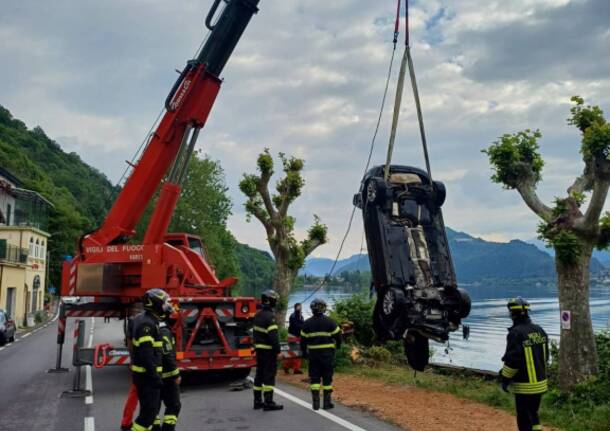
[34,310,45,324]
[333,294,376,347]
[366,346,392,363]
[334,343,352,371]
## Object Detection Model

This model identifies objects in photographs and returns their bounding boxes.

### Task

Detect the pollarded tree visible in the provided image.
[484,96,610,390]
[239,149,328,323]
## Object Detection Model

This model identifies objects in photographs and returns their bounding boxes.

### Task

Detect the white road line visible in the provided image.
[0,347,4,351]
[22,332,31,338]
[85,318,95,406]
[84,416,95,431]
[247,378,368,431]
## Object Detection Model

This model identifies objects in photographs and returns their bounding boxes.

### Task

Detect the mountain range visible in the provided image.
[301,228,606,283]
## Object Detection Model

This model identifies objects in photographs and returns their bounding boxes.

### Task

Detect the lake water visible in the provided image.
[287,283,610,372]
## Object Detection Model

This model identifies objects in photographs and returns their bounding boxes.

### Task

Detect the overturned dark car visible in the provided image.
[354,165,471,370]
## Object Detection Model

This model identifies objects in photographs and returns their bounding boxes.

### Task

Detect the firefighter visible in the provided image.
[252,290,283,411]
[283,302,304,374]
[500,297,549,431]
[300,298,342,410]
[130,288,173,431]
[152,305,181,431]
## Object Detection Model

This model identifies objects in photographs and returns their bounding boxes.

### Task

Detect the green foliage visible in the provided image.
[366,345,392,362]
[257,148,274,176]
[233,242,275,297]
[537,223,583,266]
[544,332,610,431]
[333,294,376,347]
[583,123,610,160]
[482,129,544,188]
[569,96,606,134]
[307,215,328,244]
[0,105,117,288]
[333,343,352,371]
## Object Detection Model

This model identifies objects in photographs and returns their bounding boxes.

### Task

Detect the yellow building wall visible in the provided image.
[0,265,27,325]
[0,226,49,326]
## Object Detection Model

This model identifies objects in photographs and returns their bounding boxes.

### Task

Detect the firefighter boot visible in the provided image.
[311,390,320,411]
[323,390,334,410]
[263,391,284,411]
[253,390,264,410]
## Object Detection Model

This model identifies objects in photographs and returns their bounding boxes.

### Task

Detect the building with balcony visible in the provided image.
[0,166,52,326]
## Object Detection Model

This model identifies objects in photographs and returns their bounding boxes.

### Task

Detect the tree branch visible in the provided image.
[579,179,610,231]
[301,237,324,258]
[516,181,553,223]
[258,170,276,219]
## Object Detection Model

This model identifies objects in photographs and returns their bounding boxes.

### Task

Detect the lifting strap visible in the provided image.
[384,0,433,184]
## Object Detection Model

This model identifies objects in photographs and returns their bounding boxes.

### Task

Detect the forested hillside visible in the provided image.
[0,104,273,293]
[0,105,117,286]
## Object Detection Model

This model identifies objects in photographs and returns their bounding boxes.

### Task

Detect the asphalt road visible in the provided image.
[0,318,403,431]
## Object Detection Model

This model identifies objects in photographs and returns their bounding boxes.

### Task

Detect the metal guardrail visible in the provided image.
[0,240,28,264]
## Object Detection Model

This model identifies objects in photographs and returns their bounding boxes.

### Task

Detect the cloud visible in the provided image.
[0,0,608,259]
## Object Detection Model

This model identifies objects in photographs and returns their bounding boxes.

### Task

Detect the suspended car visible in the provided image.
[354,165,471,371]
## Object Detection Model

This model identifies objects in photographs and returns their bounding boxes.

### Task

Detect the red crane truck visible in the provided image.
[56,0,261,377]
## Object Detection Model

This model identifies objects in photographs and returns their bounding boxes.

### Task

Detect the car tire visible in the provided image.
[9,333,15,342]
[365,178,387,206]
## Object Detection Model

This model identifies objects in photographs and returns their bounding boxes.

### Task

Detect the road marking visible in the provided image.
[84,416,95,431]
[22,332,31,338]
[0,347,4,351]
[248,378,368,431]
[85,318,95,406]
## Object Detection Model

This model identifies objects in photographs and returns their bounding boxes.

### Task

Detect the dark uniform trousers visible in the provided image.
[515,394,542,431]
[133,373,162,430]
[308,349,334,391]
[254,349,278,393]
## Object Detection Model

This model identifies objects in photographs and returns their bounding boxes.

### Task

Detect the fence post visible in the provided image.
[47,302,69,373]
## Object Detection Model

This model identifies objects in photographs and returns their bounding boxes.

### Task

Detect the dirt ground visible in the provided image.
[279,372,524,431]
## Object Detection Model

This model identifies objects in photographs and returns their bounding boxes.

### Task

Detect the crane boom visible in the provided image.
[84,0,260,248]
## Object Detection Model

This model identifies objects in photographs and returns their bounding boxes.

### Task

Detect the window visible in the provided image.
[6,203,11,225]
[29,237,34,257]
[36,239,40,258]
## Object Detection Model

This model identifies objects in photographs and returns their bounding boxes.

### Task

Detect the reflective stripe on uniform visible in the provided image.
[532,426,542,430]
[163,415,178,425]
[301,330,339,338]
[322,385,333,390]
[131,365,163,373]
[524,346,537,383]
[153,417,161,425]
[310,384,321,391]
[132,335,163,348]
[162,368,180,379]
[254,324,278,333]
[131,422,148,431]
[253,385,263,391]
[255,344,273,349]
[501,364,518,378]
[511,380,548,394]
[308,343,336,349]
[509,305,530,310]
[262,385,274,392]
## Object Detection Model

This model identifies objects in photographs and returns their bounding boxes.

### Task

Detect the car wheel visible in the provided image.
[365,178,386,206]
[0,335,5,346]
[9,333,15,342]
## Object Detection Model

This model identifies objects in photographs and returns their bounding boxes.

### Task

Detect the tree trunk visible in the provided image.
[555,242,598,390]
[272,258,293,327]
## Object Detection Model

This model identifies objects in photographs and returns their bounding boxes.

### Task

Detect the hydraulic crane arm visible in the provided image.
[83,0,260,249]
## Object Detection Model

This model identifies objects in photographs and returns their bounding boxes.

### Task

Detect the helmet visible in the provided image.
[143,288,173,319]
[261,290,280,308]
[507,297,530,316]
[310,298,327,315]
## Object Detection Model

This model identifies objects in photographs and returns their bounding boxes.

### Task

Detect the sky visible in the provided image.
[0,0,609,258]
